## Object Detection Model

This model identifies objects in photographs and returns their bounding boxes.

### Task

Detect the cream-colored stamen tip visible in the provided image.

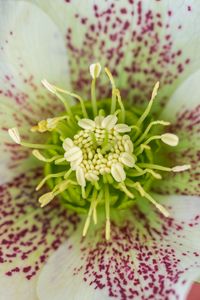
[172,165,191,172]
[90,63,102,79]
[41,79,57,94]
[161,133,179,146]
[8,127,21,144]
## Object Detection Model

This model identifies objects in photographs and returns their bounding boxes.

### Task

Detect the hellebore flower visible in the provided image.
[0,1,200,300]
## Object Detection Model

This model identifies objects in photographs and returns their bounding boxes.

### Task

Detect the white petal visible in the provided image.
[114,124,131,133]
[30,0,200,111]
[64,146,82,162]
[102,115,118,130]
[37,195,200,300]
[0,275,37,300]
[76,166,86,187]
[89,63,101,79]
[111,163,126,182]
[161,133,179,146]
[0,1,70,180]
[78,119,95,130]
[120,152,135,167]
[62,138,74,151]
[159,69,200,195]
[0,2,70,88]
[0,169,79,300]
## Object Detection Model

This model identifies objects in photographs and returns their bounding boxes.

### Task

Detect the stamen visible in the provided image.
[143,135,161,145]
[39,192,54,208]
[31,120,48,133]
[135,120,170,146]
[31,116,69,133]
[38,179,76,208]
[140,132,179,147]
[8,127,21,144]
[135,144,151,156]
[138,163,191,173]
[36,171,66,191]
[105,185,111,240]
[90,62,102,79]
[160,133,179,146]
[105,67,117,114]
[54,157,66,165]
[114,124,131,133]
[90,63,101,117]
[32,150,61,163]
[64,169,73,179]
[53,180,77,194]
[46,116,69,130]
[64,146,83,162]
[21,142,61,151]
[132,182,169,217]
[9,128,61,150]
[81,186,86,199]
[41,79,57,94]
[52,85,88,118]
[102,114,118,130]
[42,79,72,116]
[118,182,134,198]
[133,165,162,179]
[114,89,125,123]
[82,189,98,237]
[101,130,109,153]
[172,165,191,172]
[136,81,159,127]
[38,180,77,208]
[93,189,103,224]
[119,152,135,167]
[138,163,172,172]
[63,138,74,151]
[76,166,86,187]
[78,119,95,130]
[111,163,126,182]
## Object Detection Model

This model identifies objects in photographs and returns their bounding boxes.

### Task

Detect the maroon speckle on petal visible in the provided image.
[64,1,192,107]
[0,168,80,280]
[156,105,200,196]
[0,71,63,169]
[73,206,200,299]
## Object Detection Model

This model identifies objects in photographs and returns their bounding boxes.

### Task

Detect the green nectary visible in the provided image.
[8,63,190,240]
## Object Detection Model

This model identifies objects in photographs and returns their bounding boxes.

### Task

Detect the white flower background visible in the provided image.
[0,1,200,300]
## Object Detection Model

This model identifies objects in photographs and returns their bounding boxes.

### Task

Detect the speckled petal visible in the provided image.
[158,69,200,196]
[37,194,200,300]
[30,0,200,111]
[0,1,70,181]
[0,168,80,300]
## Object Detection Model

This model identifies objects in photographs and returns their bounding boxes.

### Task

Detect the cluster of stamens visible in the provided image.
[63,115,135,188]
[8,62,191,240]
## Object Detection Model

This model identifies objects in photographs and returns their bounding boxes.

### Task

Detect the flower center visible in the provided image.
[64,115,134,187]
[8,63,190,240]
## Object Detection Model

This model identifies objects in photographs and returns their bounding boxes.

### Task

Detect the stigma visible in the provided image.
[8,63,190,240]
